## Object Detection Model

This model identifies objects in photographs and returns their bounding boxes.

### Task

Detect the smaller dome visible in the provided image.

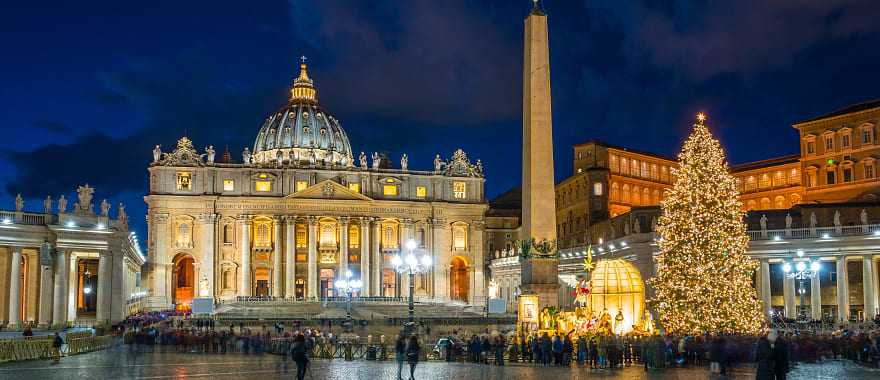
[590,259,644,295]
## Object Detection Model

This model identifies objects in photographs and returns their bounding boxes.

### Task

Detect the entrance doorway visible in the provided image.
[382,269,396,297]
[450,256,469,303]
[173,255,194,310]
[254,268,270,296]
[295,278,305,299]
[319,268,335,298]
[77,258,98,316]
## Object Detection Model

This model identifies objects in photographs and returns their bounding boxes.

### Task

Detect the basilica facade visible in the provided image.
[144,61,488,311]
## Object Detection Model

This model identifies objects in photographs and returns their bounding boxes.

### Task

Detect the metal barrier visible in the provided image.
[0,337,52,363]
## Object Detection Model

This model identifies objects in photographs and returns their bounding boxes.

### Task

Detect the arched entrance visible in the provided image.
[173,255,195,310]
[450,256,469,303]
[319,268,335,298]
[589,259,646,334]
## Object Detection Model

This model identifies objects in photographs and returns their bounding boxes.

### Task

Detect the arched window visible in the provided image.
[632,186,641,205]
[620,158,629,175]
[611,182,620,201]
[320,223,336,248]
[176,222,192,248]
[774,196,786,209]
[452,223,468,251]
[255,223,270,247]
[760,198,771,210]
[381,222,399,250]
[747,200,757,210]
[622,184,630,203]
[223,224,233,244]
[630,159,640,177]
[643,187,651,205]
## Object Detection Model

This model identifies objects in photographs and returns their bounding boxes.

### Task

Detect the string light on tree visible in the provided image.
[650,112,764,335]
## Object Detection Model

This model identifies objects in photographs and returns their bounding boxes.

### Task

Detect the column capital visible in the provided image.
[402,218,414,226]
[360,216,374,225]
[197,213,219,224]
[282,215,299,223]
[236,214,253,223]
[153,213,170,224]
[339,216,350,226]
[307,216,318,225]
[429,217,447,227]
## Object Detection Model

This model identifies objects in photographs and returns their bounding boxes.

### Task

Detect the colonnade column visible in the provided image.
[432,218,450,302]
[811,269,822,321]
[150,214,170,308]
[307,217,318,299]
[272,217,283,297]
[339,217,350,278]
[836,257,849,322]
[38,244,54,327]
[199,213,217,299]
[371,220,381,296]
[399,219,413,295]
[760,259,772,319]
[783,275,796,318]
[863,255,877,318]
[52,249,69,326]
[360,217,371,297]
[238,215,252,297]
[425,222,435,297]
[96,250,111,324]
[8,247,22,327]
[471,221,486,305]
[284,216,296,298]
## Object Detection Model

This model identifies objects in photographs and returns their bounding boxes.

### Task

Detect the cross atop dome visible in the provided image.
[291,55,316,102]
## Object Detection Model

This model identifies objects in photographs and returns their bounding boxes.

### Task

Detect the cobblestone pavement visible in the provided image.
[0,344,877,380]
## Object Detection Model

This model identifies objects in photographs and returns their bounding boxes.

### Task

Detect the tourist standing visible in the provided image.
[395,334,407,380]
[291,334,309,380]
[576,335,587,365]
[406,335,421,380]
[495,335,505,366]
[773,333,790,380]
[552,334,563,366]
[562,335,573,366]
[755,335,774,380]
[51,332,64,363]
[540,333,551,366]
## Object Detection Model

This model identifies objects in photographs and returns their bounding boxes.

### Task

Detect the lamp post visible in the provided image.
[335,269,362,332]
[782,250,821,321]
[391,239,431,334]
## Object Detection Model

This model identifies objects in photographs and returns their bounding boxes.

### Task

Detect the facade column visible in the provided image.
[811,268,822,321]
[284,216,296,298]
[238,215,252,297]
[339,217,350,278]
[863,255,877,319]
[425,222,435,297]
[52,249,69,326]
[96,251,111,324]
[371,219,381,296]
[38,248,54,327]
[432,218,450,302]
[399,219,413,295]
[360,217,371,297]
[760,259,772,319]
[783,275,796,318]
[8,247,22,327]
[272,217,283,297]
[471,221,486,305]
[836,257,850,322]
[198,213,217,299]
[150,214,170,309]
[307,216,318,299]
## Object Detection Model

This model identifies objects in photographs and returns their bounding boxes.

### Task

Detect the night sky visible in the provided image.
[2,1,880,245]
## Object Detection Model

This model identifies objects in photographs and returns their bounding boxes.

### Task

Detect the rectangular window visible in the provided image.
[255,180,271,192]
[863,129,872,144]
[826,171,836,185]
[825,137,834,151]
[807,173,817,187]
[348,183,360,193]
[295,181,308,192]
[806,142,815,154]
[866,164,875,179]
[223,179,234,191]
[842,134,850,148]
[176,172,192,190]
[593,182,603,196]
[416,186,427,198]
[295,224,307,248]
[453,181,466,199]
[383,185,398,196]
[843,168,852,182]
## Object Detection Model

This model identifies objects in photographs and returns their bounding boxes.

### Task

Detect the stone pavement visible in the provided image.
[0,344,877,380]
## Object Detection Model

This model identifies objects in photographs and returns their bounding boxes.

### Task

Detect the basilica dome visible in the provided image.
[252,59,353,166]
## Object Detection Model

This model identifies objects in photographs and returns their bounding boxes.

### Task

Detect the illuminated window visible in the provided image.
[789,169,800,184]
[593,182,603,196]
[610,182,619,201]
[381,223,399,249]
[863,128,873,144]
[255,180,271,192]
[319,222,337,248]
[383,185,398,196]
[416,186,427,198]
[295,181,308,192]
[842,134,851,148]
[609,155,618,173]
[806,141,815,154]
[255,223,271,247]
[825,137,834,151]
[223,179,234,191]
[453,182,466,199]
[176,172,192,191]
[759,174,770,188]
[176,222,192,248]
[295,224,307,248]
[774,171,785,186]
[349,225,359,248]
[866,163,875,179]
[640,162,649,178]
[452,223,468,251]
[348,183,360,193]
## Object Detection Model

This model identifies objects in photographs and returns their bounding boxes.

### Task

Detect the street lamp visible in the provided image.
[782,254,821,321]
[335,270,363,331]
[392,238,431,334]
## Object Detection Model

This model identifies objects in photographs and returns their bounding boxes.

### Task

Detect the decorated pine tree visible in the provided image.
[651,113,764,335]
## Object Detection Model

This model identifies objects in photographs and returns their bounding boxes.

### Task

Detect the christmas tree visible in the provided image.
[651,113,764,335]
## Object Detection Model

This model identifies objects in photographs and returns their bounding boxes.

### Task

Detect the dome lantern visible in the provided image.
[290,56,316,102]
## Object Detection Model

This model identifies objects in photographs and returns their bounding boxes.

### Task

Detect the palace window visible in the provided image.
[620,158,629,175]
[222,269,234,290]
[610,182,619,201]
[452,223,468,251]
[774,171,785,186]
[381,223,399,250]
[319,222,337,248]
[621,184,630,203]
[806,141,815,154]
[843,167,853,182]
[842,134,851,149]
[641,162,649,178]
[349,225,359,248]
[223,224,233,245]
[865,163,875,179]
[416,186,427,198]
[825,137,834,152]
[296,224,307,248]
[651,164,659,180]
[826,170,836,185]
[255,223,271,247]
[255,180,271,192]
[760,198,771,209]
[593,182,603,196]
[863,127,874,144]
[759,174,771,188]
[630,159,639,177]
[660,166,669,183]
[789,168,800,184]
[295,181,308,192]
[806,171,817,188]
[348,183,360,193]
[643,187,650,205]
[745,176,756,191]
[176,172,192,191]
[774,196,786,209]
[609,155,619,173]
[223,179,235,192]
[632,185,641,205]
[453,182,466,199]
[383,185,398,196]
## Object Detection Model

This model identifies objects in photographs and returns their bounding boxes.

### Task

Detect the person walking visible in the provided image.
[406,335,421,380]
[51,332,64,364]
[290,334,309,380]
[755,335,775,380]
[773,333,790,380]
[395,334,407,380]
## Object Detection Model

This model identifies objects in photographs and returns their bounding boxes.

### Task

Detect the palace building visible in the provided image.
[144,60,488,311]
[488,100,880,325]
[0,186,144,326]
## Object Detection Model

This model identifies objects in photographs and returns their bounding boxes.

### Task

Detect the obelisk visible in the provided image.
[520,0,559,308]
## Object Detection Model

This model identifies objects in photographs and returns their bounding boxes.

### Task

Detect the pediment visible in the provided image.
[287,180,372,201]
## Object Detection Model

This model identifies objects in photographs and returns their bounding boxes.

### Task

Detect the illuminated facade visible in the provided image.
[144,61,488,310]
[0,186,144,326]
